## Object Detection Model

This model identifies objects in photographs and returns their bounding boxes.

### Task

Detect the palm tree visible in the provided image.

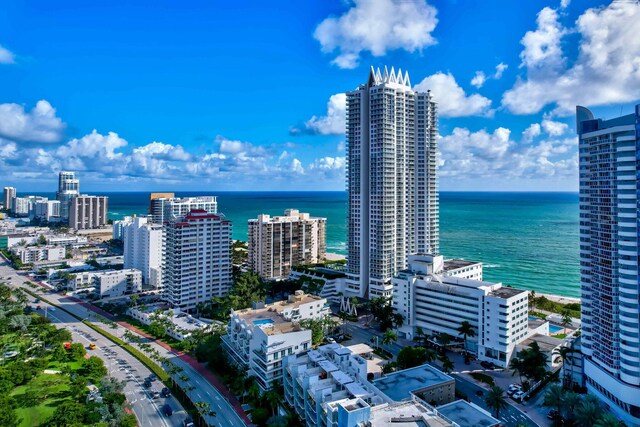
[485,386,507,419]
[414,326,426,346]
[441,356,454,374]
[529,290,536,312]
[424,347,438,363]
[338,311,349,335]
[554,344,575,388]
[574,395,603,427]
[594,413,624,427]
[543,384,565,418]
[248,382,261,404]
[561,309,573,332]
[561,391,580,422]
[438,332,452,354]
[381,330,397,346]
[456,321,476,351]
[265,389,281,416]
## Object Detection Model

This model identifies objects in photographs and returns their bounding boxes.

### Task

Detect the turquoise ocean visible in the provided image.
[26,191,580,298]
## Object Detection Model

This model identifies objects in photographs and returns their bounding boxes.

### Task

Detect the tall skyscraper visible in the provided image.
[56,171,80,219]
[3,187,16,211]
[248,209,326,280]
[164,210,232,311]
[346,66,439,299]
[577,105,640,425]
[123,216,164,289]
[149,195,217,224]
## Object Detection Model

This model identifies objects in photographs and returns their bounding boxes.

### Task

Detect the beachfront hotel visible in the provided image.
[577,105,640,425]
[392,254,530,367]
[149,194,217,224]
[56,171,80,220]
[346,66,439,300]
[248,209,327,280]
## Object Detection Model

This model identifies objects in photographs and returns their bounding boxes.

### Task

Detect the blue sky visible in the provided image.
[0,0,638,192]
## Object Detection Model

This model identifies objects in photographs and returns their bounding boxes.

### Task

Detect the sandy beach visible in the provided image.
[325,252,347,261]
[537,292,581,304]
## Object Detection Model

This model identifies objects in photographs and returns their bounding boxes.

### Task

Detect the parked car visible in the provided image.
[480,361,495,369]
[143,379,152,388]
[151,390,160,399]
[512,390,526,401]
[326,337,336,344]
[161,387,171,397]
[547,409,561,420]
[183,418,195,427]
[163,404,173,416]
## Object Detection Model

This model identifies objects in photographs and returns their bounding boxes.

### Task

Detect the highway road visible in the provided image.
[0,258,246,427]
[26,293,188,427]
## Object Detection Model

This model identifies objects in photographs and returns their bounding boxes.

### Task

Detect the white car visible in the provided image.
[512,390,526,401]
[326,337,336,344]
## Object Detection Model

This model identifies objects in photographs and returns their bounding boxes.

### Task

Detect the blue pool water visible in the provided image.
[549,325,563,333]
[253,319,274,326]
[528,316,538,321]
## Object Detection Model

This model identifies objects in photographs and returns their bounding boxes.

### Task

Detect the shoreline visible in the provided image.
[537,292,580,305]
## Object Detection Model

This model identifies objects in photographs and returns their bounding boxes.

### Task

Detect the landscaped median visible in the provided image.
[81,320,169,382]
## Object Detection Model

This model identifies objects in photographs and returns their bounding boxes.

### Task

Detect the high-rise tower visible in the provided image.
[346,66,439,299]
[56,171,80,219]
[577,105,640,425]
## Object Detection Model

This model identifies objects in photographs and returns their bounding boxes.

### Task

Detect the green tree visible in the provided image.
[574,395,603,427]
[45,401,86,426]
[441,355,455,374]
[265,388,281,416]
[456,321,476,351]
[437,332,452,353]
[397,347,429,370]
[299,317,325,346]
[485,386,507,419]
[0,395,18,427]
[594,413,624,427]
[543,384,565,418]
[81,356,108,379]
[11,288,28,307]
[529,290,536,311]
[129,294,140,307]
[561,309,573,331]
[67,342,87,361]
[381,330,397,346]
[147,320,167,339]
[37,234,47,245]
[8,314,31,331]
[228,271,265,310]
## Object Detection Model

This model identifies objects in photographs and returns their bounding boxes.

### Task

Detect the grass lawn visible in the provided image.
[470,372,495,387]
[552,333,567,339]
[11,374,72,427]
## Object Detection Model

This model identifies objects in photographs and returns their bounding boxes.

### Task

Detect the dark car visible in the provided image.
[161,387,171,397]
[480,361,495,369]
[143,379,152,388]
[163,404,173,416]
[183,418,195,427]
[547,409,561,420]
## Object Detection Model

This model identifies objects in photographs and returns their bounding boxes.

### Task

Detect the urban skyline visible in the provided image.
[1,0,638,192]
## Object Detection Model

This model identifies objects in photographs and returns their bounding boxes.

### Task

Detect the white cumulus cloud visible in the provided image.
[470,71,486,88]
[0,100,65,143]
[292,93,346,135]
[541,119,569,136]
[503,2,640,115]
[494,62,508,79]
[314,0,438,69]
[415,72,492,117]
[0,45,16,64]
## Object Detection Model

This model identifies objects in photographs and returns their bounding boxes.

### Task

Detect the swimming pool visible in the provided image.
[253,319,274,326]
[550,324,564,334]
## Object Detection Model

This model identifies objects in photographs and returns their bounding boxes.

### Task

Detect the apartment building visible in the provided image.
[68,269,142,297]
[10,245,65,263]
[393,254,529,367]
[56,171,80,219]
[248,209,327,280]
[577,105,640,424]
[163,210,232,311]
[122,216,164,288]
[34,200,61,222]
[346,66,439,300]
[149,195,217,224]
[3,187,16,211]
[68,195,108,230]
[222,291,329,389]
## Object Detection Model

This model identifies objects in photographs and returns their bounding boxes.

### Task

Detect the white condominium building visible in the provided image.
[10,245,65,263]
[3,187,16,211]
[393,254,529,368]
[34,200,61,222]
[68,195,108,230]
[68,268,142,298]
[163,210,232,311]
[222,291,329,390]
[123,216,164,289]
[56,171,80,219]
[577,105,640,425]
[112,216,133,241]
[149,195,217,224]
[346,66,439,300]
[248,209,327,280]
[11,197,31,216]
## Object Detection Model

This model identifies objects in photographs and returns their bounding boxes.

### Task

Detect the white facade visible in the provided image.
[69,268,142,297]
[11,245,65,263]
[56,171,80,219]
[12,197,31,216]
[248,209,327,280]
[221,292,329,389]
[346,66,439,300]
[3,187,16,211]
[163,210,232,311]
[127,305,213,341]
[112,216,132,241]
[577,105,640,424]
[122,216,164,288]
[393,254,529,367]
[150,196,217,224]
[34,200,61,222]
[69,195,108,230]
